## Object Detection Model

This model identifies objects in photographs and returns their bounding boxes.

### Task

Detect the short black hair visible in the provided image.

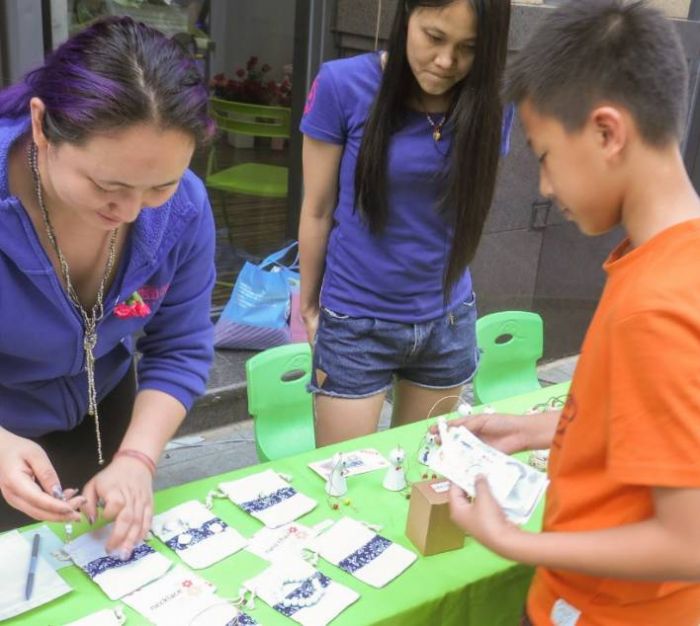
[505,0,688,146]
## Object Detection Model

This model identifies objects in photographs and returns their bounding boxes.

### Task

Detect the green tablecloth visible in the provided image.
[7,382,570,626]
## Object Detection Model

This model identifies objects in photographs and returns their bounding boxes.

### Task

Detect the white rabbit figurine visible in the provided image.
[418,432,439,466]
[325,453,349,497]
[383,447,407,491]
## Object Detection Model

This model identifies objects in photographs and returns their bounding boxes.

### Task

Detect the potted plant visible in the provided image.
[210,56,292,149]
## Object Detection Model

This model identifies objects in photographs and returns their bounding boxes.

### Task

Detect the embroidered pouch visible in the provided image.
[152,500,247,569]
[122,564,257,626]
[244,557,358,626]
[63,608,125,626]
[219,469,317,528]
[312,517,417,588]
[63,525,171,600]
[246,521,315,562]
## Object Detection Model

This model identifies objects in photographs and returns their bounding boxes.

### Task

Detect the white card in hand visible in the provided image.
[312,517,417,588]
[63,524,171,600]
[430,418,549,524]
[219,469,317,528]
[0,530,72,621]
[152,500,247,569]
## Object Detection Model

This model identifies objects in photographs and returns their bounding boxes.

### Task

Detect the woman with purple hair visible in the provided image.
[0,17,216,559]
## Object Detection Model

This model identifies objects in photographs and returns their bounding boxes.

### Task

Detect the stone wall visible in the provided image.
[513,0,691,18]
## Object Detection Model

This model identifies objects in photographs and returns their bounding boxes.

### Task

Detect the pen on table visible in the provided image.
[25,532,41,601]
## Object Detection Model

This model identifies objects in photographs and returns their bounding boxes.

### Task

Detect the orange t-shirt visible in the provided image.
[528,219,700,626]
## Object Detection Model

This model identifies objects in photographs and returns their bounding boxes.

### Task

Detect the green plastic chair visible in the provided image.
[245,343,315,462]
[472,311,544,404]
[206,98,290,242]
[206,97,290,199]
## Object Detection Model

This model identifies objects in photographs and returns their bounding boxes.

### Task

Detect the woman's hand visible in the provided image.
[302,306,320,345]
[0,429,84,522]
[82,456,153,559]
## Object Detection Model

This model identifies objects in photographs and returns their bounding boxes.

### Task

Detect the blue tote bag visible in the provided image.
[214,242,300,350]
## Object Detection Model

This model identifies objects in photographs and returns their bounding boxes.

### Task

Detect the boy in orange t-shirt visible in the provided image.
[444,1,700,625]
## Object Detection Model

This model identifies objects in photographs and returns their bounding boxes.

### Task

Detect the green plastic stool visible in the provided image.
[245,343,315,462]
[472,311,544,404]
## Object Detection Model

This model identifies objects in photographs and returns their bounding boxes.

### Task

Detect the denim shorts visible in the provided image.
[309,293,479,398]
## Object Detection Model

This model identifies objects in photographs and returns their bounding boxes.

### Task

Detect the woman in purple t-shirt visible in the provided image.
[300,0,511,445]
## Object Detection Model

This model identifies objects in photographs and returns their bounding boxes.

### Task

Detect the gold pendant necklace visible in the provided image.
[426,112,447,142]
[28,143,118,465]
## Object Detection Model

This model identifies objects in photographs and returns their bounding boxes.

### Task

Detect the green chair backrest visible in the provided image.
[473,311,544,404]
[245,343,315,462]
[209,97,291,139]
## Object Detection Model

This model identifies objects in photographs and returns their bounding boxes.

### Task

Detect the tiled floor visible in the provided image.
[154,355,578,490]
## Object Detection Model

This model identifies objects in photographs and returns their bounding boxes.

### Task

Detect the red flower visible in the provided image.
[114,303,133,319]
[212,56,292,106]
[114,291,152,319]
[133,301,151,317]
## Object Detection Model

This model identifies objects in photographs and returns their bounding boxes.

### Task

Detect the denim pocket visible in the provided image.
[321,306,350,321]
[461,291,477,309]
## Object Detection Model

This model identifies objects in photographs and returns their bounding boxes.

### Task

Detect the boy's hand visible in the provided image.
[431,413,530,455]
[448,476,519,550]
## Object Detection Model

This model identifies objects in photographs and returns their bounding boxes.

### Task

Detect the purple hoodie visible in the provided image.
[0,116,215,437]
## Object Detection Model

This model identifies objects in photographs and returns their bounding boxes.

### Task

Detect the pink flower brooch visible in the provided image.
[114,291,152,319]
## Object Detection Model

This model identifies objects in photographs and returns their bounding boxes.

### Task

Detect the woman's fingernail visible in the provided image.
[118,549,132,561]
[51,485,64,499]
[88,515,95,525]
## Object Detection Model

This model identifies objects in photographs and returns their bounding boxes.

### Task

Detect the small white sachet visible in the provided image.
[244,557,358,626]
[63,607,125,626]
[0,530,72,621]
[63,524,171,600]
[219,469,317,528]
[122,564,257,626]
[246,521,316,563]
[151,500,247,569]
[312,517,417,588]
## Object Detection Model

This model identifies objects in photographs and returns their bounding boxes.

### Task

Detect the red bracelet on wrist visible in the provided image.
[113,449,157,476]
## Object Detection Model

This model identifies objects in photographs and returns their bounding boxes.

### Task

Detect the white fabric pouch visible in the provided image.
[312,517,417,588]
[244,557,358,626]
[219,469,317,528]
[63,607,125,626]
[63,525,171,600]
[152,500,247,569]
[246,521,316,562]
[122,564,258,626]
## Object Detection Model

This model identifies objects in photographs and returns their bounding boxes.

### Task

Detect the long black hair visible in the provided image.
[354,0,511,298]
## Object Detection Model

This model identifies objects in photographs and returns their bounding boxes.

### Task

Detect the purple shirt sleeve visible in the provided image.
[300,64,346,145]
[136,176,215,412]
